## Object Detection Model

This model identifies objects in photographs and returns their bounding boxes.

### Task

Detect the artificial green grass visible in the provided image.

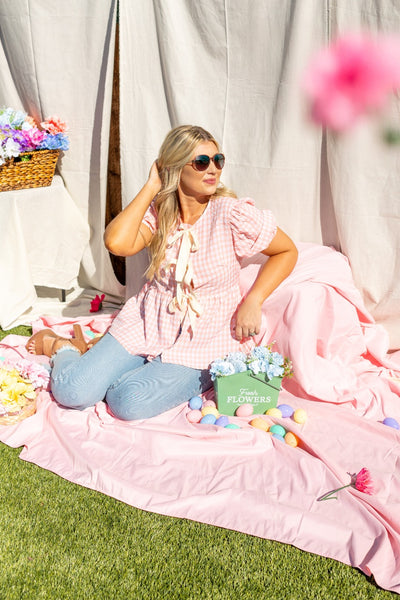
[0,327,397,599]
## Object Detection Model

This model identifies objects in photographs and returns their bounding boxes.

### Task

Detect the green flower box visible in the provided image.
[214,371,282,416]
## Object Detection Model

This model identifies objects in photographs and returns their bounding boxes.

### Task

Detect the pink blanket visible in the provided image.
[1,243,400,594]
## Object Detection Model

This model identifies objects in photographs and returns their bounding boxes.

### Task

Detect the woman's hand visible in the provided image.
[234,296,262,340]
[104,159,162,257]
[147,160,162,195]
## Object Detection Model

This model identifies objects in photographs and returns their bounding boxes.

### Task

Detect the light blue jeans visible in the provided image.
[50,333,212,420]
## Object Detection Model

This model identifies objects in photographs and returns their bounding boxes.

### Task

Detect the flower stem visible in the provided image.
[317,483,351,502]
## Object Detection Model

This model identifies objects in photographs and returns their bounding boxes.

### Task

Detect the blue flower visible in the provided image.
[248,346,271,361]
[226,352,247,363]
[209,359,235,380]
[248,359,263,375]
[38,133,69,151]
[270,352,284,366]
[266,363,284,379]
[230,359,248,374]
[0,108,27,128]
[226,352,247,374]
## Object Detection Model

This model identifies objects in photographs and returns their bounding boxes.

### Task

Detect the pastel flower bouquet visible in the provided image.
[0,359,49,425]
[210,344,293,416]
[0,107,69,191]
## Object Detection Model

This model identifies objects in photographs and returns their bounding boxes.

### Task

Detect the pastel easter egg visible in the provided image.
[266,407,282,418]
[201,406,220,418]
[269,424,286,437]
[250,418,270,432]
[277,404,294,418]
[285,432,299,447]
[236,404,254,417]
[189,396,203,410]
[215,415,230,427]
[203,399,217,408]
[272,433,285,442]
[200,414,217,425]
[225,423,240,429]
[186,409,202,423]
[293,409,307,424]
[383,417,400,430]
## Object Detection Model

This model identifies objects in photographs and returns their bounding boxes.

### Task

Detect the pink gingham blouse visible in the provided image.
[109,197,277,369]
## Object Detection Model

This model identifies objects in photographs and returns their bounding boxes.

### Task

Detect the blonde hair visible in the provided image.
[146,125,236,280]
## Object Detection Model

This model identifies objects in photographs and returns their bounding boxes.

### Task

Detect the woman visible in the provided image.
[27,125,298,420]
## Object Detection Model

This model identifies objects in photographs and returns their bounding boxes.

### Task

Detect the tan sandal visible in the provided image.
[26,325,88,357]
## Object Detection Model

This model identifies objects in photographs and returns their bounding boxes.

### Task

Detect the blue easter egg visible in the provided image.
[272,433,285,442]
[277,404,294,418]
[225,423,240,429]
[200,414,217,425]
[383,417,400,430]
[270,424,286,437]
[215,416,229,427]
[189,396,203,410]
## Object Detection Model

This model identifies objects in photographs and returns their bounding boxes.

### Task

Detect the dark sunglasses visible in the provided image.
[186,153,225,171]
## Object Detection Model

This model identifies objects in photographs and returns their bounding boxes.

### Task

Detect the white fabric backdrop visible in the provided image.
[119,0,400,348]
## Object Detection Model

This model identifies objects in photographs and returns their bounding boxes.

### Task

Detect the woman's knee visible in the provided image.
[50,376,98,410]
[105,364,211,421]
[50,358,101,410]
[105,386,161,421]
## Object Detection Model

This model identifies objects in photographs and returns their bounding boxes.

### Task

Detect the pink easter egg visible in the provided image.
[187,409,202,423]
[236,404,254,417]
[203,399,217,408]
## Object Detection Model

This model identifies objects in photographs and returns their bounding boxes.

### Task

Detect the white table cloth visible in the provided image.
[0,175,89,329]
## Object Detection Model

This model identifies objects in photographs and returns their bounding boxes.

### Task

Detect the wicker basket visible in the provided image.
[0,149,60,192]
[0,396,37,426]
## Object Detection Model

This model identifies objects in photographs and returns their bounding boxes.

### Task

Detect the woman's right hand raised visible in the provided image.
[147,160,162,195]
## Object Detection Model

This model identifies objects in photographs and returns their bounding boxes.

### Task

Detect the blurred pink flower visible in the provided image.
[303,33,400,130]
[90,294,105,313]
[41,115,68,135]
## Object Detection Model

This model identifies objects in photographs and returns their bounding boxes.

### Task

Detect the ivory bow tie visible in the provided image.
[166,227,203,331]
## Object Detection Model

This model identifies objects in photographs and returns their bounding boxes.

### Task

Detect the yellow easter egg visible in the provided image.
[201,406,220,418]
[266,407,282,418]
[249,417,270,432]
[293,409,307,424]
[285,432,299,447]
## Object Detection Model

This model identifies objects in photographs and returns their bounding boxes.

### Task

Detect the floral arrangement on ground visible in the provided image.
[0,107,69,166]
[0,359,49,422]
[210,344,293,381]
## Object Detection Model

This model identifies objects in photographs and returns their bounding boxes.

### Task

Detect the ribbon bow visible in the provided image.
[166,227,203,331]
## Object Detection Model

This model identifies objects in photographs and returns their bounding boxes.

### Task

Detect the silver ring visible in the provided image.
[249,332,255,336]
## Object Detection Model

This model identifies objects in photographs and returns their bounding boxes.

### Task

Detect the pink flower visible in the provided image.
[90,294,105,313]
[353,467,374,494]
[12,359,50,389]
[24,116,37,128]
[303,33,400,130]
[22,128,46,149]
[41,115,68,135]
[317,467,374,501]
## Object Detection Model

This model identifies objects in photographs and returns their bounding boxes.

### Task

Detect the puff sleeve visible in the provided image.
[142,201,158,233]
[229,197,277,258]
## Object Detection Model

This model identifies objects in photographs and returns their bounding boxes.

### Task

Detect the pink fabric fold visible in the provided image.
[1,243,400,594]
